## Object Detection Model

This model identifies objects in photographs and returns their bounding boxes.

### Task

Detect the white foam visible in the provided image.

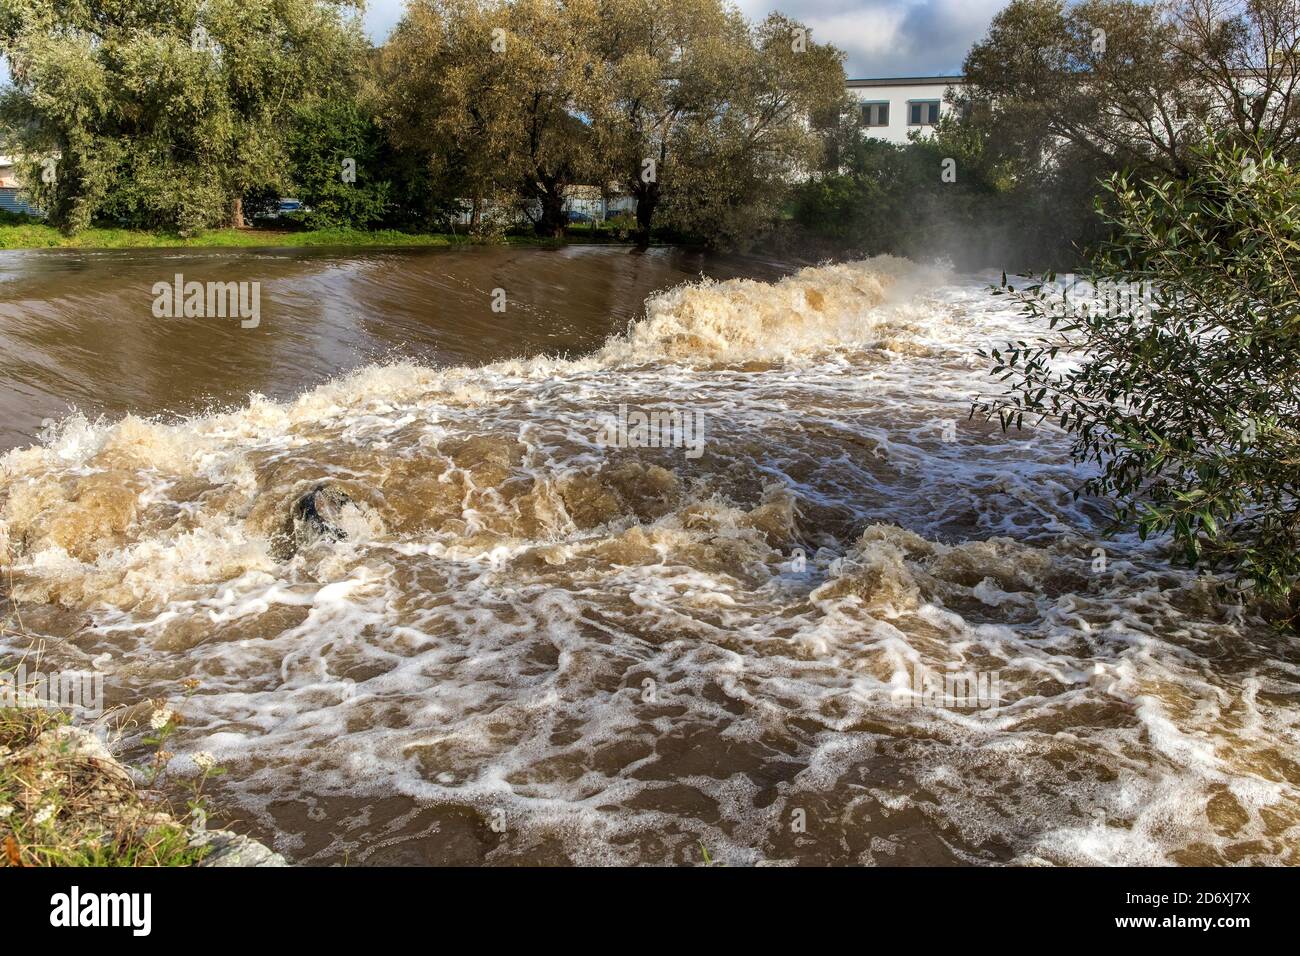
[1,258,1294,865]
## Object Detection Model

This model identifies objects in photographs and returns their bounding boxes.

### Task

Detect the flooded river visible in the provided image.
[0,245,1296,865]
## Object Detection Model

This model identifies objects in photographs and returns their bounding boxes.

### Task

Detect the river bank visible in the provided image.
[0,702,284,866]
[0,221,646,251]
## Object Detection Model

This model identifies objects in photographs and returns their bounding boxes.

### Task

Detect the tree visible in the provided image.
[789,107,1113,270]
[286,98,391,230]
[381,0,846,245]
[975,134,1300,618]
[656,13,848,248]
[0,0,365,233]
[960,0,1300,179]
[376,0,505,231]
[586,0,749,243]
[379,0,601,238]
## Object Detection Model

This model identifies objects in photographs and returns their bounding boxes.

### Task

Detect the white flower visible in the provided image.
[193,751,216,772]
[0,804,13,820]
[149,708,173,731]
[32,804,55,827]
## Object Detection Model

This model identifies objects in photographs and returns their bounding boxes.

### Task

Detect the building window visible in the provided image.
[908,100,941,126]
[860,101,889,127]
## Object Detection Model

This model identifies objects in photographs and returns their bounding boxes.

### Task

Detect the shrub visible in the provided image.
[976,135,1300,617]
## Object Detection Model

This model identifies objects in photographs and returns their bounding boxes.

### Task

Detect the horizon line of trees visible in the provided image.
[0,0,849,246]
[1,0,1296,265]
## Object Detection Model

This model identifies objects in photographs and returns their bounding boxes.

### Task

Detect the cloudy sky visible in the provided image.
[362,0,1005,78]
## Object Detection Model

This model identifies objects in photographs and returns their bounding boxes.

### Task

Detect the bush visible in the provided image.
[0,208,41,226]
[285,99,392,231]
[976,135,1300,616]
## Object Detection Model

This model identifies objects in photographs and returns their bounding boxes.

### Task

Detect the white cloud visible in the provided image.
[363,0,408,41]
[741,0,1006,76]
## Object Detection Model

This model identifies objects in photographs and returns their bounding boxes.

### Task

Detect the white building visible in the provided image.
[846,76,965,144]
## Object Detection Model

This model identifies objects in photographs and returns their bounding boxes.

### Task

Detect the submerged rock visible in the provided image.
[279,484,354,556]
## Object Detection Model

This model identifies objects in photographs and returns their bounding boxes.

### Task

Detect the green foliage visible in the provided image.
[0,703,208,867]
[379,0,604,238]
[960,0,1300,179]
[380,0,846,246]
[640,10,849,249]
[0,223,465,249]
[35,826,212,867]
[286,98,391,229]
[0,0,366,234]
[0,208,39,226]
[975,135,1300,615]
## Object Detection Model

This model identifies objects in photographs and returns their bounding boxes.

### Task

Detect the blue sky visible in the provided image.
[361,0,1004,77]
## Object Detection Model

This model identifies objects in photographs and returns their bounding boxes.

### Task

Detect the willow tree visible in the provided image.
[959,0,1300,179]
[588,2,847,245]
[382,0,846,244]
[380,0,602,237]
[655,13,848,248]
[585,0,749,242]
[0,0,365,233]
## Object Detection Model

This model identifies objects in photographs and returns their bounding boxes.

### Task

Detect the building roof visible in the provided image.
[846,75,964,88]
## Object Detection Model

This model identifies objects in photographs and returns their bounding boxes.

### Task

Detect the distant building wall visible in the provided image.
[0,187,42,217]
[846,76,965,145]
[0,156,44,217]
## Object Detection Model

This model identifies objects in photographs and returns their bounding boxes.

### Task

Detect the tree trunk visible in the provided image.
[535,186,566,238]
[634,182,659,247]
[231,196,246,230]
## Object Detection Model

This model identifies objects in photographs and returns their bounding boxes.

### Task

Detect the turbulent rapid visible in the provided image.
[1,256,1297,865]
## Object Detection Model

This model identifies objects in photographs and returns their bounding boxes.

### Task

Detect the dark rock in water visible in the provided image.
[282,484,353,555]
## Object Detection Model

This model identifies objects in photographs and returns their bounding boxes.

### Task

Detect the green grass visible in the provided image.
[0,222,473,250]
[0,704,211,867]
[18,822,211,867]
[0,220,645,251]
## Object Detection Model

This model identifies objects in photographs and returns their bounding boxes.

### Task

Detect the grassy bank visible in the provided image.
[0,704,210,866]
[0,219,642,251]
[0,223,474,251]
[0,630,271,867]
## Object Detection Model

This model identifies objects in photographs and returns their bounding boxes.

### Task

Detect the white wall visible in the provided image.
[847,80,964,145]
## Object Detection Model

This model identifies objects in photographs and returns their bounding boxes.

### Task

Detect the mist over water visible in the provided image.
[1,247,1296,865]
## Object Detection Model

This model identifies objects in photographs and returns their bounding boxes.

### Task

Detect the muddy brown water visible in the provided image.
[0,246,1296,866]
[0,244,787,452]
